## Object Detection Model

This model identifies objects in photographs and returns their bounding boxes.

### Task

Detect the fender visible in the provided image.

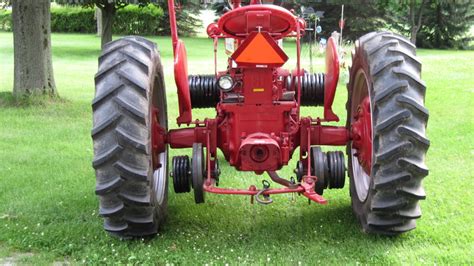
[169,0,192,124]
[324,37,340,122]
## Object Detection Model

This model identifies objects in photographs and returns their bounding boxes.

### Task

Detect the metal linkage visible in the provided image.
[203,171,327,205]
[255,180,273,205]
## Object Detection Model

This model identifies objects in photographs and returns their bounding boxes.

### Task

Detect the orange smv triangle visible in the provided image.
[233,32,288,66]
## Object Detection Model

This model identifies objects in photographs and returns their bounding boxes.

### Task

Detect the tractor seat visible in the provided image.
[218,5,297,40]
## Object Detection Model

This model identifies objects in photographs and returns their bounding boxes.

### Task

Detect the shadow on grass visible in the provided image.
[0,91,69,108]
[162,197,399,246]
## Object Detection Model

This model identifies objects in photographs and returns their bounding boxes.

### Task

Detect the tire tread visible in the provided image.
[348,32,429,235]
[92,36,167,238]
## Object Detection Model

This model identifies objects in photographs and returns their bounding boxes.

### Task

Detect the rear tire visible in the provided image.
[92,36,168,238]
[347,32,430,235]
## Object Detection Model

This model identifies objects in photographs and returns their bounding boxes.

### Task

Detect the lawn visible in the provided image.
[0,32,473,264]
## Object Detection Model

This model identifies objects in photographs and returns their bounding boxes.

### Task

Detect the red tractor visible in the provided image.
[92,0,429,238]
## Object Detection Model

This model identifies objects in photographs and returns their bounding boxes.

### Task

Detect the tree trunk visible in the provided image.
[409,0,427,45]
[409,0,417,44]
[12,0,56,97]
[435,3,442,48]
[95,7,102,37]
[410,26,418,45]
[100,3,116,49]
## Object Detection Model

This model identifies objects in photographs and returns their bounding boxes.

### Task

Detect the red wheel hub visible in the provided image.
[151,106,166,169]
[351,96,372,174]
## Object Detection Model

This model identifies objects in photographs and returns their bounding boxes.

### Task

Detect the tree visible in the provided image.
[0,0,9,9]
[12,0,57,97]
[408,0,428,44]
[95,7,102,37]
[57,0,155,48]
[417,1,474,49]
[158,0,201,36]
[382,0,428,45]
[383,0,474,48]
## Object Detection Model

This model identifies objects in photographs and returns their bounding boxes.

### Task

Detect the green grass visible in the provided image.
[0,32,473,264]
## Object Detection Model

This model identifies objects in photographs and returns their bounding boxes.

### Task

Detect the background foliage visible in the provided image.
[416,2,474,49]
[1,1,473,48]
[212,0,474,49]
[158,1,201,36]
[0,4,165,35]
[53,0,201,36]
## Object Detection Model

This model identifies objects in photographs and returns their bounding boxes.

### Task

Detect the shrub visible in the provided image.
[50,5,96,33]
[0,10,12,31]
[115,4,164,35]
[0,4,165,35]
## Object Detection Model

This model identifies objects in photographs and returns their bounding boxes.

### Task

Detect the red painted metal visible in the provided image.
[239,133,281,172]
[296,18,302,119]
[218,5,296,40]
[151,107,166,169]
[204,174,327,204]
[352,96,372,174]
[230,0,242,9]
[324,37,340,122]
[168,0,192,125]
[204,183,303,196]
[168,0,178,51]
[165,2,348,203]
[206,23,221,38]
[173,41,192,124]
[217,99,296,170]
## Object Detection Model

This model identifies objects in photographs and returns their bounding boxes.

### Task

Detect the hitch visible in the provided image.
[255,180,273,205]
[202,172,327,205]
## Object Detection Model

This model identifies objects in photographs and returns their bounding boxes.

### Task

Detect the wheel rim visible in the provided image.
[151,74,168,204]
[350,69,373,202]
[192,143,205,204]
[153,150,168,205]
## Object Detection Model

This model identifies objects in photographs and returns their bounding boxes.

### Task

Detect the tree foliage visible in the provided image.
[381,0,474,48]
[158,0,201,36]
[55,0,155,9]
[0,0,9,9]
[381,0,427,44]
[212,0,474,49]
[55,0,159,47]
[55,0,200,46]
[413,2,473,49]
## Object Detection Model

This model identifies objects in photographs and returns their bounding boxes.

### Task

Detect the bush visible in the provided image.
[158,3,201,36]
[115,4,164,35]
[0,4,165,35]
[51,6,96,33]
[0,10,12,31]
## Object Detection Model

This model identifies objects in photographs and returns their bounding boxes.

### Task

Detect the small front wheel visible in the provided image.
[347,32,430,235]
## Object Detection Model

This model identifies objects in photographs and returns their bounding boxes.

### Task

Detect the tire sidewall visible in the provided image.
[347,39,376,232]
[148,47,169,227]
